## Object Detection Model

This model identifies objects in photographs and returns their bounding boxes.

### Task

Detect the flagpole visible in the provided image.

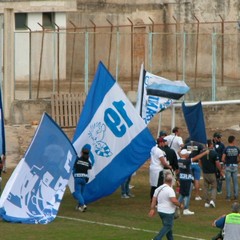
[157,112,162,139]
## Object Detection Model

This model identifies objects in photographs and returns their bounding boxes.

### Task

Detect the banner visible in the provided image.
[182,101,207,144]
[69,61,155,204]
[0,113,77,224]
[136,65,190,125]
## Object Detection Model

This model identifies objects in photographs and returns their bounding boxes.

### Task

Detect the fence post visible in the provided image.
[115,28,120,82]
[148,31,153,72]
[212,32,217,101]
[84,30,89,94]
[182,31,186,82]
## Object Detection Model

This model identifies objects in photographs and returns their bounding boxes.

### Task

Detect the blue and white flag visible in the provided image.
[182,101,207,144]
[0,113,77,224]
[69,61,155,204]
[136,65,190,125]
[0,88,5,157]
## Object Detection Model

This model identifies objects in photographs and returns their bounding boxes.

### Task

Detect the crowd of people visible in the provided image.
[70,126,240,240]
[148,127,240,240]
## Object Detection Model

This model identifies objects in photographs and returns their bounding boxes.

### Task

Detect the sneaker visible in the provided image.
[78,206,85,212]
[121,194,130,199]
[83,205,87,211]
[195,196,202,201]
[183,209,195,215]
[128,193,135,198]
[210,200,216,208]
[129,185,135,189]
[204,203,210,208]
[217,191,222,195]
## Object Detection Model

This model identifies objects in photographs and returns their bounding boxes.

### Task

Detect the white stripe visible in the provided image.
[57,215,206,240]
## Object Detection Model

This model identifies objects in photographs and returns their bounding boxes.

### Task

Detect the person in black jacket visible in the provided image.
[73,144,92,212]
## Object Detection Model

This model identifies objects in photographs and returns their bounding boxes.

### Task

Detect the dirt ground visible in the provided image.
[5,122,240,170]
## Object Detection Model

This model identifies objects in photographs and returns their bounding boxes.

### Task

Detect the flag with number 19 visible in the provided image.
[68,61,155,204]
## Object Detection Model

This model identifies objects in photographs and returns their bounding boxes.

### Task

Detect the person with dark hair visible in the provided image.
[165,126,184,159]
[149,173,184,240]
[159,130,167,138]
[212,202,240,240]
[199,139,224,208]
[213,132,225,194]
[73,144,92,212]
[149,138,172,200]
[222,135,240,201]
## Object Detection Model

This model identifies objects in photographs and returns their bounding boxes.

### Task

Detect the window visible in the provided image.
[15,13,27,30]
[42,12,55,29]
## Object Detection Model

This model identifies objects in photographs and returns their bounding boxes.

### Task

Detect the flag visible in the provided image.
[182,101,207,144]
[0,113,77,224]
[136,65,190,125]
[69,61,155,204]
[0,88,5,157]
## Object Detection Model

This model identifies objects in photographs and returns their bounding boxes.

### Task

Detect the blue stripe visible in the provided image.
[83,127,155,204]
[73,62,115,142]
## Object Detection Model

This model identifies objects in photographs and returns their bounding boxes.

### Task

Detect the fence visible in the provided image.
[51,92,86,128]
[13,20,240,102]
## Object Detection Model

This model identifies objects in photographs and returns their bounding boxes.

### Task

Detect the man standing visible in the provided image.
[149,138,172,200]
[72,144,92,212]
[199,139,223,208]
[213,132,225,194]
[149,173,184,240]
[222,135,240,201]
[165,127,184,159]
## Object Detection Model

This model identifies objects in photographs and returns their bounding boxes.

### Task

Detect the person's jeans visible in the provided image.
[73,177,87,206]
[225,166,238,199]
[178,182,193,209]
[153,212,175,240]
[121,176,131,195]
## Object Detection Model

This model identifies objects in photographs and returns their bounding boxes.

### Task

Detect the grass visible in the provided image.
[0,164,232,240]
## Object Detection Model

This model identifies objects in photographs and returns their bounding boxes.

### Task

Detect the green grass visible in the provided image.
[0,165,231,240]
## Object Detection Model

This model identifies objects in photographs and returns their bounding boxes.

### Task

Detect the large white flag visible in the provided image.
[69,61,155,203]
[136,64,190,125]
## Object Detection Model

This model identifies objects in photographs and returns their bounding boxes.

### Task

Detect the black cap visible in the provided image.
[213,132,222,138]
[159,130,167,137]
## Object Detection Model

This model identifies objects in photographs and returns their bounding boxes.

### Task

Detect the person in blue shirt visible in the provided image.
[212,202,240,240]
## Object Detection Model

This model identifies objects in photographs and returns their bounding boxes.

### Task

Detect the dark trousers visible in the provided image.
[150,171,164,200]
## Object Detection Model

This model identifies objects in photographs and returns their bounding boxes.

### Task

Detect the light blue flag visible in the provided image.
[182,101,207,144]
[0,113,77,224]
[69,61,155,204]
[136,66,190,125]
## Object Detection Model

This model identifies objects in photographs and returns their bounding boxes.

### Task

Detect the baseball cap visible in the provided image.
[157,137,167,144]
[180,149,191,155]
[213,132,222,138]
[82,144,91,153]
[159,130,167,137]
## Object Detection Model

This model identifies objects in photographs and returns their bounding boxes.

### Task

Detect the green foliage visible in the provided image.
[0,166,230,240]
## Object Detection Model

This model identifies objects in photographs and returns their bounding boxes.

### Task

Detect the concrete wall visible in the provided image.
[9,99,51,125]
[66,0,240,80]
